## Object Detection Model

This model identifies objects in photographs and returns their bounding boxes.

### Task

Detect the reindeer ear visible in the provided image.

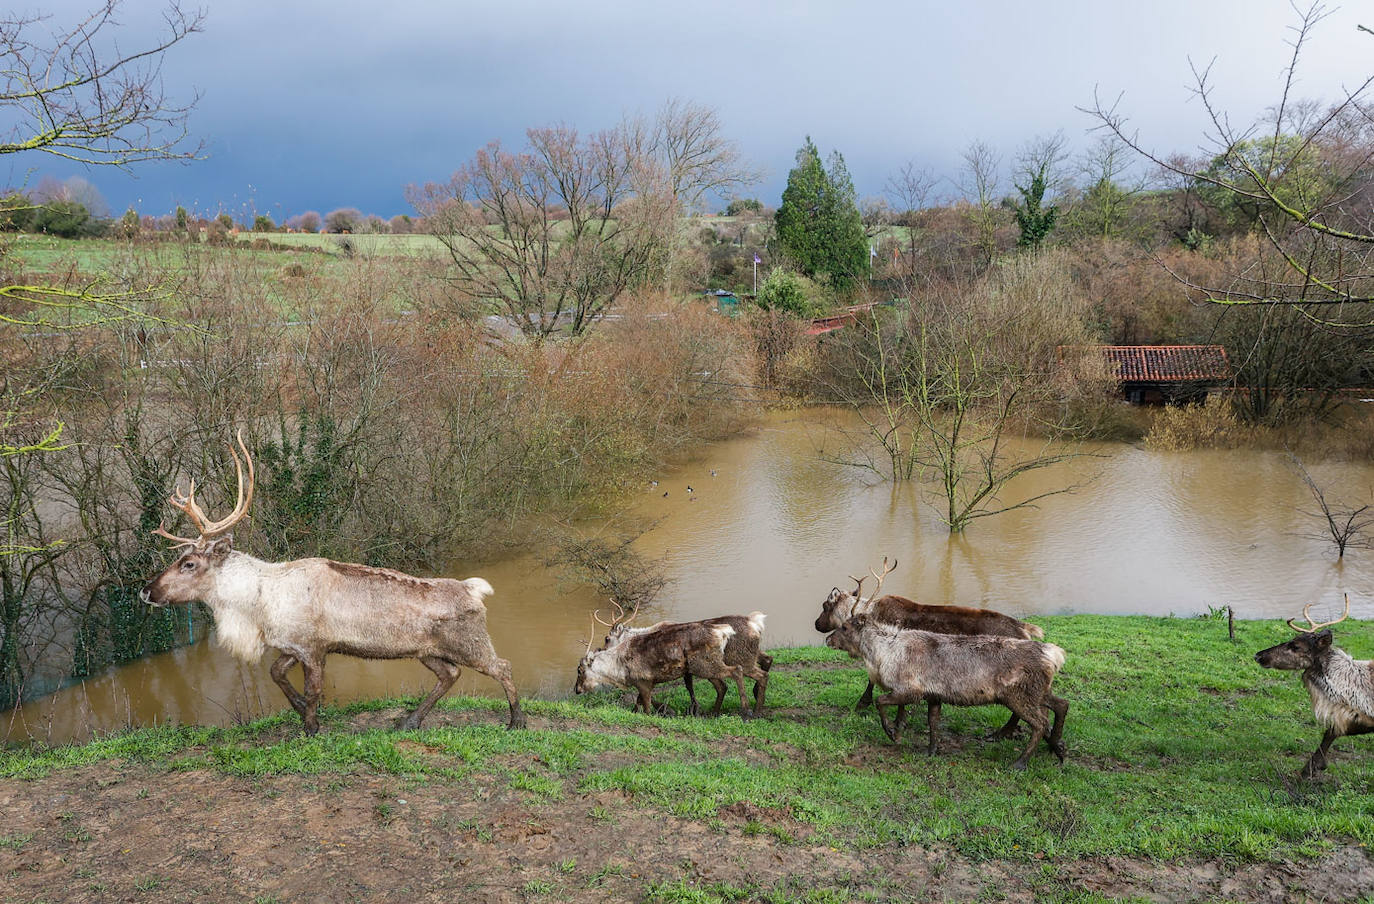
[1314,629,1334,650]
[202,535,235,560]
[850,614,867,629]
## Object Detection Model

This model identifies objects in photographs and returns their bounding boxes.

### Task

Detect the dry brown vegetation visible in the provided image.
[1,245,755,709]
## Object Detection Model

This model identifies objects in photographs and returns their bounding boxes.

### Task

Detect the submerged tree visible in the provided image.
[818,252,1102,531]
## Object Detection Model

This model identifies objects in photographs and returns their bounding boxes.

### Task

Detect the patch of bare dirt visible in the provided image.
[3,758,1372,904]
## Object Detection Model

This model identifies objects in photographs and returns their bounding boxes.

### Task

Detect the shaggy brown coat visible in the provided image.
[604,613,772,717]
[827,614,1069,770]
[576,621,755,717]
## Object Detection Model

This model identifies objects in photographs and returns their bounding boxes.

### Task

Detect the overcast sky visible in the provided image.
[11,0,1373,222]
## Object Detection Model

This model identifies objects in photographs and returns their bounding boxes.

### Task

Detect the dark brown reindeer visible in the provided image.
[575,610,760,718]
[140,433,525,735]
[816,557,1044,737]
[598,601,772,718]
[827,614,1069,770]
[1255,596,1374,778]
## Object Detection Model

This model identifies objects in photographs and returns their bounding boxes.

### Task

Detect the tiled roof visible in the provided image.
[1099,345,1231,383]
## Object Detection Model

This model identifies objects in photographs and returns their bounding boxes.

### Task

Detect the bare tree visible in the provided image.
[645,98,761,215]
[545,524,668,618]
[0,1,203,330]
[409,124,676,340]
[819,252,1099,531]
[1066,134,1148,240]
[0,1,204,167]
[1287,452,1374,557]
[1086,3,1374,313]
[886,161,937,283]
[960,141,1004,269]
[629,99,761,292]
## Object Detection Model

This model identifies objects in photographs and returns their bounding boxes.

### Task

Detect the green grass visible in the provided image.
[3,615,1373,864]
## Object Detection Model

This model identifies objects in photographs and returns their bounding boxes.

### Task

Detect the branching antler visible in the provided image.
[1286,593,1351,633]
[868,556,898,600]
[151,431,255,546]
[593,598,629,630]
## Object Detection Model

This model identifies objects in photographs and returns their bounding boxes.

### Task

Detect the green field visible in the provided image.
[5,614,1372,863]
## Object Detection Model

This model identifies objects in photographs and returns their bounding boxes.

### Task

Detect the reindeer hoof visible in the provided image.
[507,715,527,731]
[1010,759,1029,771]
[985,728,1019,742]
[398,717,423,731]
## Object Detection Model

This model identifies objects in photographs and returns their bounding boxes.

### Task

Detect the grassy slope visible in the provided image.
[3,615,1372,866]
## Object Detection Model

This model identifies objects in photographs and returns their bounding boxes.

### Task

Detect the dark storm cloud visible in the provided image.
[16,0,1374,220]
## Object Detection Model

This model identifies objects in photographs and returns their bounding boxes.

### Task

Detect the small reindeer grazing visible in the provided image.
[140,433,525,735]
[598,602,772,718]
[827,614,1069,770]
[1255,596,1374,778]
[817,558,1043,737]
[575,612,758,718]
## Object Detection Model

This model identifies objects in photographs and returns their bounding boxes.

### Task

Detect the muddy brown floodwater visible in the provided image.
[7,408,1374,743]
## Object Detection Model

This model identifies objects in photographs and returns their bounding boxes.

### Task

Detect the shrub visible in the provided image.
[324,207,362,233]
[754,267,820,317]
[1144,395,1256,451]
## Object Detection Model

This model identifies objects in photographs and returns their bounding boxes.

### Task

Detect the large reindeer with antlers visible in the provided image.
[1255,596,1374,777]
[140,433,525,735]
[816,558,1044,737]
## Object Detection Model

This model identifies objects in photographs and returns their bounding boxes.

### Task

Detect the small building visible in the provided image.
[1097,345,1232,405]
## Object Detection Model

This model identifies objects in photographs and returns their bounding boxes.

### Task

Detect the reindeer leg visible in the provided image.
[727,666,753,720]
[269,653,307,718]
[855,681,875,711]
[747,664,769,717]
[752,654,773,710]
[706,678,727,717]
[1005,698,1048,771]
[1045,694,1069,762]
[401,657,460,730]
[632,682,655,715]
[926,701,942,756]
[986,712,1021,741]
[1301,728,1340,778]
[875,691,920,743]
[468,655,525,730]
[300,657,325,736]
[682,672,700,716]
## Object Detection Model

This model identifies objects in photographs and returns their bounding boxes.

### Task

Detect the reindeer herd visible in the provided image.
[142,436,1374,777]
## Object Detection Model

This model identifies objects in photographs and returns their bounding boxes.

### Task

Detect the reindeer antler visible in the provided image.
[593,599,628,629]
[848,573,867,600]
[1287,594,1351,633]
[585,614,599,655]
[868,556,898,600]
[152,430,256,546]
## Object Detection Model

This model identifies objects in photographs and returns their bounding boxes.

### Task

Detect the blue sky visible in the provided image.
[10,1,1373,221]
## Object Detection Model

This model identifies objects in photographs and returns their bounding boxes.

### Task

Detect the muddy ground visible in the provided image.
[3,707,1372,904]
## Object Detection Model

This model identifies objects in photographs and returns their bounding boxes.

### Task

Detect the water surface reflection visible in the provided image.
[8,409,1371,743]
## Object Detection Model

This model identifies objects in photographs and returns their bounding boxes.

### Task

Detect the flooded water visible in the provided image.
[8,408,1374,744]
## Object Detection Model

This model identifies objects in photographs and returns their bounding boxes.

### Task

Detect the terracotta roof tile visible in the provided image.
[1099,345,1231,383]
